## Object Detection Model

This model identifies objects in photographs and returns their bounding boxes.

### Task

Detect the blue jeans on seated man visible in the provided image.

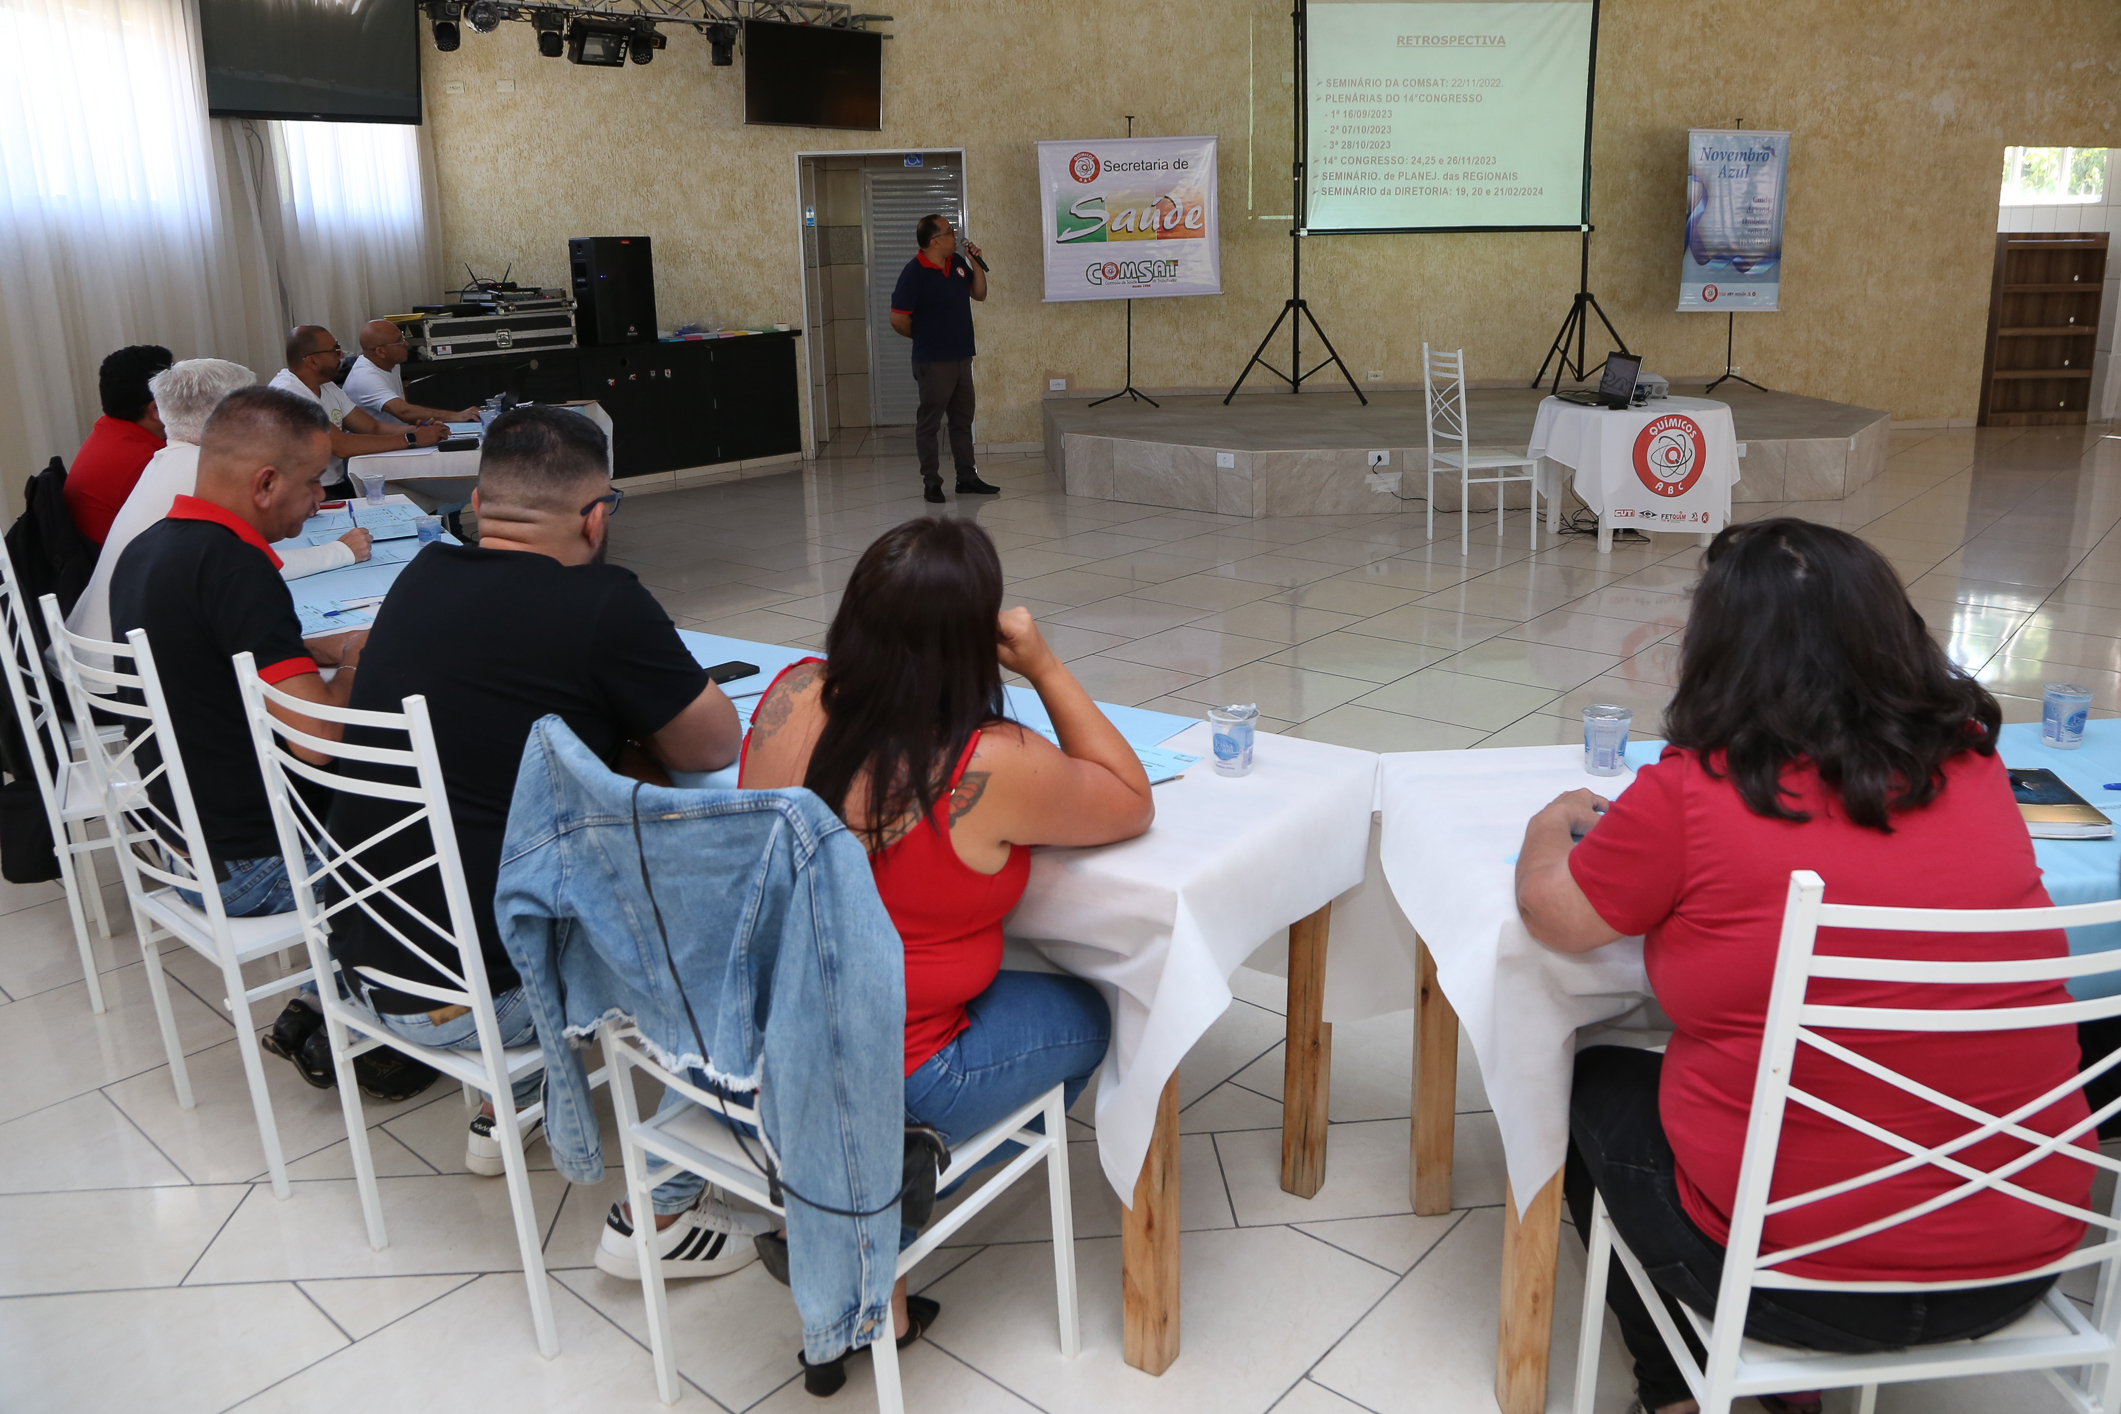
[173,850,311,917]
[345,982,545,1111]
[644,970,1111,1240]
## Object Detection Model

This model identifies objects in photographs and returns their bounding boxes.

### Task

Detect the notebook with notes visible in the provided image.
[2009,768,2115,839]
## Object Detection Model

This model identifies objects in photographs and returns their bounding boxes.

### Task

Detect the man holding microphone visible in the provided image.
[889,215,999,504]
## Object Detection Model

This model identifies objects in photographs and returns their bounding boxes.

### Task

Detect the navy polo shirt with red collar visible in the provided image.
[108,495,318,866]
[890,249,978,364]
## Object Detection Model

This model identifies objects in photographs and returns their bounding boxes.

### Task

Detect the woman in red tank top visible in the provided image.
[741,517,1154,1353]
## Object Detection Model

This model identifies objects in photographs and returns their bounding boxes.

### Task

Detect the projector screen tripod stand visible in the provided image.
[1532,225,1633,394]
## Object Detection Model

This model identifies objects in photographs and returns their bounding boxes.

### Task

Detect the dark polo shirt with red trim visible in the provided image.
[109,496,318,866]
[890,249,977,364]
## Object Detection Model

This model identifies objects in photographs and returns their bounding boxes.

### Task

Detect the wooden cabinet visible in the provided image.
[1978,232,2108,427]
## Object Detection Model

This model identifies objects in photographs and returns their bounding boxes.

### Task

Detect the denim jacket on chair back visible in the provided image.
[495,716,905,1363]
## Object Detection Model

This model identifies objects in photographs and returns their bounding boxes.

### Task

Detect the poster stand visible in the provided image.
[1090,116,1160,409]
[1705,313,1767,392]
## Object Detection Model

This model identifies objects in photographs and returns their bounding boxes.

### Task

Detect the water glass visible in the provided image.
[2043,682,2093,749]
[1208,704,1259,778]
[413,515,444,545]
[357,471,387,505]
[1582,704,1633,777]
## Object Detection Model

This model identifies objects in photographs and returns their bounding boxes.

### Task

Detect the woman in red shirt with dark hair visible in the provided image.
[741,515,1154,1379]
[1515,518,2092,1414]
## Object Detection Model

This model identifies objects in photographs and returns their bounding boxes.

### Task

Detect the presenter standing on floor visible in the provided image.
[890,215,1000,505]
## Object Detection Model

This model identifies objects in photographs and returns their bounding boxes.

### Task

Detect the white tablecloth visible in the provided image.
[1378,744,1660,1216]
[344,399,613,483]
[1529,395,1739,533]
[1008,721,1380,1202]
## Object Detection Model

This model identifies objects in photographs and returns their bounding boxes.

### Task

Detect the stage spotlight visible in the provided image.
[628,22,664,64]
[705,22,737,65]
[533,8,564,57]
[428,0,462,50]
[567,17,631,67]
[465,0,502,33]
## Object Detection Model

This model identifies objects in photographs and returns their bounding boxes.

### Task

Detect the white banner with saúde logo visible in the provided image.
[1036,136,1223,303]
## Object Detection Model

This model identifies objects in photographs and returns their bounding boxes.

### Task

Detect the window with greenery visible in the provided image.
[2000,146,2108,205]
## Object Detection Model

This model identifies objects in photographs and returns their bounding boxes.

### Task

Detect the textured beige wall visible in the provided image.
[424,1,2121,447]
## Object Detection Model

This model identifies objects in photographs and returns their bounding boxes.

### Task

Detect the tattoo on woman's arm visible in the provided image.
[748,662,821,741]
[948,770,990,825]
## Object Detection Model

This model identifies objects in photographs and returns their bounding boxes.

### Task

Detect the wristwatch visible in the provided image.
[402,430,418,447]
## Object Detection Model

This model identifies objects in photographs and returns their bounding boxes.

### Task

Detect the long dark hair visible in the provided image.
[806,517,1008,851]
[1663,518,2000,831]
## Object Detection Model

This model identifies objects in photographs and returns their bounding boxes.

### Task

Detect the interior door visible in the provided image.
[861,165,966,427]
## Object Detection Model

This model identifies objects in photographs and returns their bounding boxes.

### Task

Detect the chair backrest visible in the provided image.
[39,596,232,932]
[1423,344,1470,466]
[0,540,66,808]
[231,651,501,1020]
[1707,869,2121,1380]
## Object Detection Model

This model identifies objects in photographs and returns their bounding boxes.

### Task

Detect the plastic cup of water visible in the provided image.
[358,471,387,505]
[1208,704,1259,778]
[1582,704,1633,777]
[2043,682,2093,749]
[414,515,444,545]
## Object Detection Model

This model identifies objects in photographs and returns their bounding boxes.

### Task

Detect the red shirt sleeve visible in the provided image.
[1567,749,1690,937]
[257,656,320,685]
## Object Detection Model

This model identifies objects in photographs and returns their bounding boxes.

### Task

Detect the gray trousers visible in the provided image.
[912,358,976,485]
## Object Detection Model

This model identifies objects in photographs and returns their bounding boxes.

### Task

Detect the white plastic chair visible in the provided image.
[601,1018,1080,1409]
[41,601,310,1197]
[232,651,565,1358]
[1423,344,1543,555]
[0,544,117,1011]
[1574,869,2121,1414]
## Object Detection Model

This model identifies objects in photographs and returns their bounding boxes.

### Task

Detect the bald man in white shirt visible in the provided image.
[343,320,475,428]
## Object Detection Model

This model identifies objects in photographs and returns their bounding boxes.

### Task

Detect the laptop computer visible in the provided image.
[1556,351,1643,409]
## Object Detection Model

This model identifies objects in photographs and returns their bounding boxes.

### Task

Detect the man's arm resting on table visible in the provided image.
[1515,789,1625,953]
[333,406,443,459]
[384,397,474,425]
[645,680,742,774]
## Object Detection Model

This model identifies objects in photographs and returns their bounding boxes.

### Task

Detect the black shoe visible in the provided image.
[795,1297,940,1395]
[922,483,946,504]
[352,1042,441,1102]
[260,1002,333,1089]
[756,1231,790,1287]
[954,473,1000,495]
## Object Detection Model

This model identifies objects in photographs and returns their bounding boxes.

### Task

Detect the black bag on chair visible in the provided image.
[0,779,59,884]
[5,457,99,638]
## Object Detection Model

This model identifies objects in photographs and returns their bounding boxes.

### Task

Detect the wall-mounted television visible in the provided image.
[203,0,423,124]
[742,21,881,131]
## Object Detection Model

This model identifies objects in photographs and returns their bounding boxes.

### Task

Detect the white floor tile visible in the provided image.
[940,1131,1233,1246]
[1293,1210,1463,1274]
[0,960,231,1126]
[0,1281,347,1413]
[296,1272,478,1339]
[0,1090,189,1193]
[1270,1378,1384,1413]
[0,1183,248,1295]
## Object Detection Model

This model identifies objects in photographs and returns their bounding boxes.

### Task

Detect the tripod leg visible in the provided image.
[1534,299,1587,391]
[1225,303,1298,404]
[1586,294,1631,357]
[1296,303,1369,405]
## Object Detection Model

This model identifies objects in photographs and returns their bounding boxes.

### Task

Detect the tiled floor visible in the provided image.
[3,420,2116,1413]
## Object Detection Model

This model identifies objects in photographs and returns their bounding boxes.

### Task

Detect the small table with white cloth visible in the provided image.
[342,399,614,512]
[1376,721,2121,1414]
[664,631,1384,1376]
[1530,395,1740,554]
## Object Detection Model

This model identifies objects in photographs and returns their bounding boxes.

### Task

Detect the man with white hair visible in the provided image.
[68,359,373,642]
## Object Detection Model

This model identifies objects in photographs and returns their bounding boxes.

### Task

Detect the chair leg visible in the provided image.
[227,959,291,1199]
[462,1081,481,1111]
[1572,1196,1614,1414]
[1426,467,1436,541]
[1461,477,1472,557]
[1043,1086,1081,1359]
[1853,1387,1877,1414]
[1497,478,1507,541]
[139,934,193,1108]
[52,827,105,1015]
[492,1080,560,1359]
[606,1043,682,1404]
[67,821,114,940]
[869,1323,905,1414]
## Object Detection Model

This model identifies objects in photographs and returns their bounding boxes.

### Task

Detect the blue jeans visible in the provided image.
[174,851,304,916]
[649,970,1111,1234]
[350,983,545,1110]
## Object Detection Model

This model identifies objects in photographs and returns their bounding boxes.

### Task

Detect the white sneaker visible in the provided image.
[594,1192,767,1280]
[465,1112,543,1176]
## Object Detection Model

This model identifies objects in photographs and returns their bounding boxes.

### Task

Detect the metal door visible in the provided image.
[861,165,965,426]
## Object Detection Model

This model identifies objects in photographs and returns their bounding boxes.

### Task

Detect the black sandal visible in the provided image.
[1756,1395,1823,1414]
[796,1297,942,1396]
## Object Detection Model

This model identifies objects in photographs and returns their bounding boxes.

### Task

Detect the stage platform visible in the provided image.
[1041,383,1891,519]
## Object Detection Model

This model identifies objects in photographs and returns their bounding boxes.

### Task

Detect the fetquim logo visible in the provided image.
[1068,151,1100,183]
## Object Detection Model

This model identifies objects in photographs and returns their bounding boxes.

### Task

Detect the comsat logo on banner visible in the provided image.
[1086,258,1182,289]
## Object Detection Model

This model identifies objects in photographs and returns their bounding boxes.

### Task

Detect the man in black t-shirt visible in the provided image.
[109,386,367,917]
[327,406,757,1270]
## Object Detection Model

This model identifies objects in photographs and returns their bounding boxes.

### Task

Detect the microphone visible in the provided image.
[961,238,989,274]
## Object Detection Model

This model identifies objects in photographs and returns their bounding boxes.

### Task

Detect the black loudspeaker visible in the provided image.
[569,236,657,346]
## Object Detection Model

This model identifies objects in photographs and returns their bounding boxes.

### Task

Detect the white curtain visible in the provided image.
[0,0,442,514]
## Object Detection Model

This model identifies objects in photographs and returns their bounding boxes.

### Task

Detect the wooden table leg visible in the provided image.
[1122,1074,1181,1374]
[1411,934,1459,1216]
[1495,1171,1565,1414]
[1280,901,1333,1198]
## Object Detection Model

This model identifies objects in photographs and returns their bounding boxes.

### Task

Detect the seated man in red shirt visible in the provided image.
[1515,518,2093,1414]
[64,344,174,544]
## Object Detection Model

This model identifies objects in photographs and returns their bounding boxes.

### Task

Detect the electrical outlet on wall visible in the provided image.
[1367,369,1385,382]
[495,78,516,92]
[1367,450,1391,467]
[1048,378,1068,392]
[1216,452,1235,468]
[445,81,465,95]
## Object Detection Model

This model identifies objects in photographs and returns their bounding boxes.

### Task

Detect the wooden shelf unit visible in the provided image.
[1979,232,2108,427]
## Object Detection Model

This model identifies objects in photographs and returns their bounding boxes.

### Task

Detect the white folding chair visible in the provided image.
[232,652,568,1356]
[601,1018,1080,1408]
[1423,343,1543,555]
[233,652,564,1357]
[0,544,118,1011]
[1575,869,2121,1414]
[41,601,310,1197]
